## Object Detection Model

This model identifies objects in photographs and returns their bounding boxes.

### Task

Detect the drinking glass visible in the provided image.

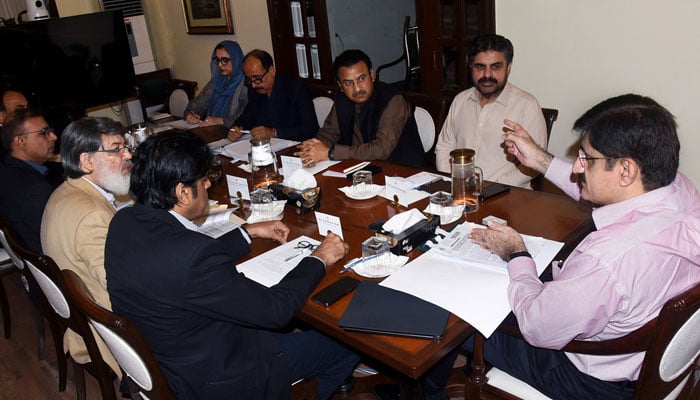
[207,158,223,184]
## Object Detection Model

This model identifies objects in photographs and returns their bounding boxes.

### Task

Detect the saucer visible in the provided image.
[338,184,384,200]
[348,253,408,278]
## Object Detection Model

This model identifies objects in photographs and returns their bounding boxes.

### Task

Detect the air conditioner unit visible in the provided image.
[101,0,155,74]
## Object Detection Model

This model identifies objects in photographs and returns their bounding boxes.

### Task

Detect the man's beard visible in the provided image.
[96,160,132,195]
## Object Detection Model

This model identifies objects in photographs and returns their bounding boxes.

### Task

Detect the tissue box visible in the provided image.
[369,214,440,255]
[269,184,321,215]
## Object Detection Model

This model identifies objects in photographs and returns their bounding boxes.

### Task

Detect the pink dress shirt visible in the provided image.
[507,157,700,381]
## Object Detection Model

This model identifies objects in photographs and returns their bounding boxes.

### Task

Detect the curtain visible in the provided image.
[1,0,30,23]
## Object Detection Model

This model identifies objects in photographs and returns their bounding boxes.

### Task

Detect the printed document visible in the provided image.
[380,225,563,338]
[236,236,321,287]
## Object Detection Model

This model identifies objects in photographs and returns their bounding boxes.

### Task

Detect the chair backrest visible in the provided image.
[313,96,334,127]
[0,219,24,270]
[633,282,700,399]
[414,106,435,152]
[168,89,189,119]
[531,108,559,191]
[62,269,176,400]
[135,68,197,120]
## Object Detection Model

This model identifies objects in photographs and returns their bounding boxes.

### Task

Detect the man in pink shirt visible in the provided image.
[421,94,700,400]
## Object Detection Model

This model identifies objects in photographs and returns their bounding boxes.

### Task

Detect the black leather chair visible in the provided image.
[135,68,197,121]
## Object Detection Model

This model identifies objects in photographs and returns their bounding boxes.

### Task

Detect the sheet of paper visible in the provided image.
[380,236,563,338]
[281,155,303,177]
[404,171,449,188]
[381,176,430,206]
[314,211,343,239]
[161,119,200,130]
[208,137,232,151]
[236,236,321,287]
[221,137,299,161]
[196,209,241,239]
[226,175,250,200]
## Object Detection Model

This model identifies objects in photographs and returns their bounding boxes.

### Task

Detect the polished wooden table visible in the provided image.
[193,126,593,398]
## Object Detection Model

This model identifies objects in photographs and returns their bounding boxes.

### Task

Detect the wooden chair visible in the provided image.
[7,237,118,400]
[403,91,452,169]
[0,218,49,365]
[531,108,559,191]
[62,269,176,400]
[466,281,700,400]
[312,96,334,127]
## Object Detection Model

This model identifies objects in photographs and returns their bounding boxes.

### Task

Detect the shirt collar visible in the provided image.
[168,209,199,231]
[21,159,48,175]
[81,177,117,209]
[467,81,513,106]
[592,174,678,229]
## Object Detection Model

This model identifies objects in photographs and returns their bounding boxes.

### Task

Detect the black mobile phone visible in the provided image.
[479,183,511,201]
[311,277,361,307]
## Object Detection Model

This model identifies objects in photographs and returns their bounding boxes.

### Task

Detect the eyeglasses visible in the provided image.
[340,74,369,88]
[212,56,231,66]
[94,144,134,155]
[244,68,270,86]
[20,126,54,137]
[577,148,620,169]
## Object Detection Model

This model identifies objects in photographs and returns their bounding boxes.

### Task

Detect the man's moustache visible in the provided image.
[478,77,498,84]
[352,90,367,98]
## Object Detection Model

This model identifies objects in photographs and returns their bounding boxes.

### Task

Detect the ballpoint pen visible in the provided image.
[339,253,382,273]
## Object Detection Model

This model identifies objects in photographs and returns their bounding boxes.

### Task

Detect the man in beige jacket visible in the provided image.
[41,117,132,377]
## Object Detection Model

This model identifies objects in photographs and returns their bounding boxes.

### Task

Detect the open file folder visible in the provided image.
[339,281,450,339]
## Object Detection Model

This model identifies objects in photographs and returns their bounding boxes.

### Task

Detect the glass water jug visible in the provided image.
[450,148,482,213]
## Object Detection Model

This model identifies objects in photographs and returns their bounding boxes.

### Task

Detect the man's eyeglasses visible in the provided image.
[577,148,620,169]
[212,56,231,66]
[340,74,369,88]
[20,126,54,137]
[244,68,270,86]
[94,144,134,155]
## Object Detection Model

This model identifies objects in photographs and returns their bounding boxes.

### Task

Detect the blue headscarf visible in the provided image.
[208,40,244,117]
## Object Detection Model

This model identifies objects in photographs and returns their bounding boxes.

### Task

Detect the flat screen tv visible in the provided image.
[0,10,137,111]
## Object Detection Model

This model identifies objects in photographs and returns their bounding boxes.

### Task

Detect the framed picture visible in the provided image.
[182,0,234,34]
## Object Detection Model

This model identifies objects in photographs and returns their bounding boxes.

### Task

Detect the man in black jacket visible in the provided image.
[105,130,358,399]
[296,49,425,168]
[229,49,318,141]
[0,108,62,252]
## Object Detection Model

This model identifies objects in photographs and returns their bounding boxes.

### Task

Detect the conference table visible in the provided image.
[192,126,594,398]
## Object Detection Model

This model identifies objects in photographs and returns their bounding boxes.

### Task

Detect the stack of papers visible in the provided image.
[380,223,563,338]
[196,209,245,239]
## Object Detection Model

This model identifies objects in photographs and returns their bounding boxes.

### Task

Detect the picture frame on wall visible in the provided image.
[182,0,234,34]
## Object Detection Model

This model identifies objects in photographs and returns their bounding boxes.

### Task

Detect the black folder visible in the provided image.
[338,281,449,339]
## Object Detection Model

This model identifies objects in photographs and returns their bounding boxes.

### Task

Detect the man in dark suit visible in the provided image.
[228,49,319,141]
[296,49,425,168]
[0,108,62,252]
[105,130,358,400]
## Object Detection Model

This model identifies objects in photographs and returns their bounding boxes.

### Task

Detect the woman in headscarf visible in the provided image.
[184,40,248,128]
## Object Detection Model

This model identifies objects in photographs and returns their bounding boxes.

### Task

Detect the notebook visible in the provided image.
[338,281,450,339]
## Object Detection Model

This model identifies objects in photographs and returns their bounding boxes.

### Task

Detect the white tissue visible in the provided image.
[246,200,286,224]
[283,169,317,190]
[381,208,427,234]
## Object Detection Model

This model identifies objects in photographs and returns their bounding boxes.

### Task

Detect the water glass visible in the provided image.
[361,236,391,272]
[352,170,373,188]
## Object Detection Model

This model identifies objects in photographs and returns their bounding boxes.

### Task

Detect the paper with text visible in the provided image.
[381,176,431,206]
[380,234,563,338]
[226,175,250,200]
[236,236,321,287]
[314,211,343,239]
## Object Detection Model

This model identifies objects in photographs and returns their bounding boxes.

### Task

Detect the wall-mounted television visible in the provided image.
[0,10,137,112]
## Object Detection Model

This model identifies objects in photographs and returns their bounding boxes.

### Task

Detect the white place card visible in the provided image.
[314,211,344,239]
[281,155,303,177]
[226,175,250,201]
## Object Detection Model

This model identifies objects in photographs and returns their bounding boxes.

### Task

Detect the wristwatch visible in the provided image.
[507,251,532,262]
[328,146,335,161]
